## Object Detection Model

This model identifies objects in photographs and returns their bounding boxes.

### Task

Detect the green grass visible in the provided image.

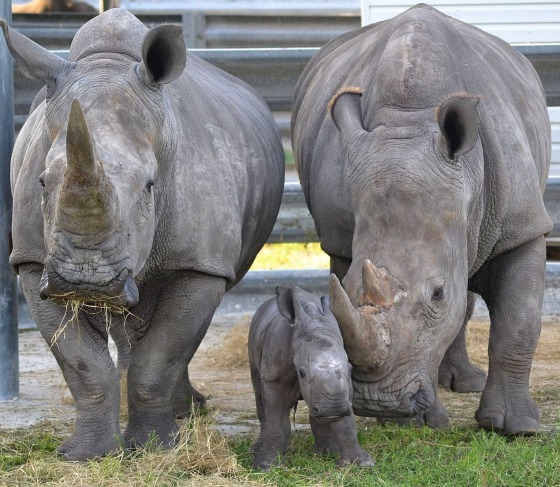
[231,425,560,486]
[2,421,560,486]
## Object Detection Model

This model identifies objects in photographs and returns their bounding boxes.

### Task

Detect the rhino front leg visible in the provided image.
[124,271,226,448]
[251,381,292,470]
[471,237,545,435]
[438,291,487,392]
[310,415,374,468]
[19,264,122,461]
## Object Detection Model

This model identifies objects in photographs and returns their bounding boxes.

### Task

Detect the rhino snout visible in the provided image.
[310,401,353,422]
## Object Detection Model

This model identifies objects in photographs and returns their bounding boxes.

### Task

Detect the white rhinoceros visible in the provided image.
[2,9,284,460]
[292,4,551,434]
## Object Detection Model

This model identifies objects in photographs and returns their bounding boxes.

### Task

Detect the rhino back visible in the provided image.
[292,3,551,267]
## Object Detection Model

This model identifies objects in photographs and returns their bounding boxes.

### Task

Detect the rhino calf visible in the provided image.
[249,285,374,469]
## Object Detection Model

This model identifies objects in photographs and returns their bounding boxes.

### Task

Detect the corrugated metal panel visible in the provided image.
[120,0,360,15]
[361,1,560,44]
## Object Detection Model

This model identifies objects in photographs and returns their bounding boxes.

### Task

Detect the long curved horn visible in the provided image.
[329,273,390,368]
[56,100,116,235]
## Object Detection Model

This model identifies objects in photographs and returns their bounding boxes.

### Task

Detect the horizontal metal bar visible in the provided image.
[271,178,560,244]
[13,44,560,133]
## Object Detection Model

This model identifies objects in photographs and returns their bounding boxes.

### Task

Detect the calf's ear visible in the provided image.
[0,19,72,87]
[320,295,334,317]
[276,286,296,323]
[436,94,480,160]
[138,24,186,87]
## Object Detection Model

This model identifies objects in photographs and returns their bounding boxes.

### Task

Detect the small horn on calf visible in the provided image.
[56,99,116,235]
[329,273,390,369]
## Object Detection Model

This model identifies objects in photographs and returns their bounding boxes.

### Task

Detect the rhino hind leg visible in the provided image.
[173,367,206,418]
[438,291,487,393]
[471,237,544,435]
[19,263,123,461]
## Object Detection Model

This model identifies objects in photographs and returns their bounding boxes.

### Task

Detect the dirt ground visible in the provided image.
[1,315,560,438]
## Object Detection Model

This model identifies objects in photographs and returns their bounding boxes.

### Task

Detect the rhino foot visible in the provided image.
[124,415,179,450]
[57,430,123,462]
[475,391,540,435]
[251,449,284,470]
[173,386,207,419]
[336,449,375,468]
[438,360,486,393]
[313,441,340,455]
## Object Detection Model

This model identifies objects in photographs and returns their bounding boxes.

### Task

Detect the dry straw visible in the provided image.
[49,292,139,348]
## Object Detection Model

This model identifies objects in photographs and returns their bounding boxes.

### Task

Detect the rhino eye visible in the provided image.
[39,177,45,189]
[298,368,306,378]
[146,180,155,192]
[432,287,445,302]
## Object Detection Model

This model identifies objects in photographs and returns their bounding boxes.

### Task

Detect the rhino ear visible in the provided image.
[437,94,480,160]
[138,24,186,87]
[0,19,72,86]
[320,295,334,317]
[329,87,366,140]
[276,286,296,324]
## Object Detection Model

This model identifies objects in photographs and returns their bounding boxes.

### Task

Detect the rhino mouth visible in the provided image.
[39,267,139,309]
[308,399,353,422]
[350,376,434,418]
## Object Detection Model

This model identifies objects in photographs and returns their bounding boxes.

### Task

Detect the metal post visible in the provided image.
[0,0,18,401]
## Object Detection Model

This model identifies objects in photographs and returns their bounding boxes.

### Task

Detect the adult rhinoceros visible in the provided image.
[292,3,551,434]
[2,9,284,460]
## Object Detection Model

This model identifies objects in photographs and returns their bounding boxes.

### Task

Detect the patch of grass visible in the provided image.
[232,424,560,486]
[251,242,329,270]
[4,418,560,486]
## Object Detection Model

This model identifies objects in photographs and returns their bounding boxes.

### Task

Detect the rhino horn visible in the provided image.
[56,100,116,235]
[329,273,390,369]
[360,259,407,309]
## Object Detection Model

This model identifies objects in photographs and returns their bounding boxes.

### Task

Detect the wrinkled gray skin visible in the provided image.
[292,4,551,434]
[249,286,374,469]
[3,9,284,460]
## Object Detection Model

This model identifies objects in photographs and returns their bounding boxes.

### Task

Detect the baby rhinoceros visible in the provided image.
[248,285,374,469]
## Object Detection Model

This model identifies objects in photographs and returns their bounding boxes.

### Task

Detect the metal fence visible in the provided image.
[12,10,361,50]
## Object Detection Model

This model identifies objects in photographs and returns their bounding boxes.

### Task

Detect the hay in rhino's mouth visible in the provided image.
[49,292,140,348]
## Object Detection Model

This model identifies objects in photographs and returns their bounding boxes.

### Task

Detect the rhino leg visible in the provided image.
[172,366,206,418]
[251,380,292,470]
[124,271,226,448]
[330,255,352,281]
[19,263,123,461]
[438,291,487,393]
[310,415,374,468]
[472,237,545,435]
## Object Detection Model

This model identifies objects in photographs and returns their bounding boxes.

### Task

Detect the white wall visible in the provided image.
[361,1,560,44]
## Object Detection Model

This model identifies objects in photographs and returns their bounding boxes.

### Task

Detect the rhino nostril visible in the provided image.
[312,406,319,414]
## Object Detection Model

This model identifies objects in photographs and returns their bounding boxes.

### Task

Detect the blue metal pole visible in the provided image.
[0,0,18,401]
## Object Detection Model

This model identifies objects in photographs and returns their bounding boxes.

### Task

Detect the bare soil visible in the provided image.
[1,316,560,438]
